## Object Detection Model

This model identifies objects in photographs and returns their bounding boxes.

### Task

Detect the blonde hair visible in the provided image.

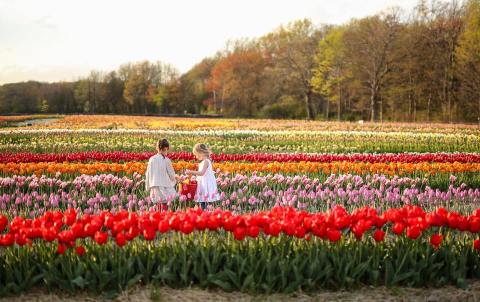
[193,143,211,157]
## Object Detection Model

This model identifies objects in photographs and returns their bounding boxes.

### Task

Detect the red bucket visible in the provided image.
[179,180,197,201]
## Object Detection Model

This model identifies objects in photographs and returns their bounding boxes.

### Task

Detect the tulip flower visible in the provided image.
[430,234,443,248]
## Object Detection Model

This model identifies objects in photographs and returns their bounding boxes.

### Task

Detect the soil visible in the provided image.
[2,282,480,302]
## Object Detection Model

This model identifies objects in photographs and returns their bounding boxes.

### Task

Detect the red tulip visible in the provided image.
[233,227,246,240]
[112,222,124,235]
[75,246,86,256]
[406,226,422,240]
[447,213,459,229]
[426,213,444,227]
[63,210,76,226]
[470,217,480,233]
[294,226,306,239]
[430,234,443,248]
[392,222,405,235]
[196,216,208,231]
[58,229,74,244]
[104,215,115,229]
[374,216,387,228]
[115,232,126,247]
[169,215,181,230]
[41,227,57,242]
[57,243,67,255]
[268,222,282,237]
[15,233,28,246]
[94,231,108,245]
[373,230,385,242]
[126,226,139,241]
[326,228,342,242]
[247,225,260,238]
[283,223,295,236]
[474,239,480,250]
[0,234,14,246]
[207,216,220,230]
[334,216,350,230]
[142,228,156,241]
[158,220,170,233]
[0,214,8,232]
[181,221,194,235]
[71,222,84,238]
[458,217,469,232]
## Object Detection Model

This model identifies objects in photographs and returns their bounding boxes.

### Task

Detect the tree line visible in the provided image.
[1,0,479,123]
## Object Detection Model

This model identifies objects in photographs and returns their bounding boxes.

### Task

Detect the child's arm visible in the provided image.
[145,159,151,190]
[166,159,178,183]
[186,161,209,176]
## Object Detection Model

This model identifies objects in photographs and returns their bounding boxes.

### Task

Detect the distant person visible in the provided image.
[185,143,220,210]
[145,139,179,208]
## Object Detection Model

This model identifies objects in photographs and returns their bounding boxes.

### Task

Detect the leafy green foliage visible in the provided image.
[0,234,479,296]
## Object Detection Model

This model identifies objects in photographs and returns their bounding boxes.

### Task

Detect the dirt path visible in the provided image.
[2,282,480,302]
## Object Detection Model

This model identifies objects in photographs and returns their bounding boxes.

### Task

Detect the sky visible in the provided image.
[0,0,420,84]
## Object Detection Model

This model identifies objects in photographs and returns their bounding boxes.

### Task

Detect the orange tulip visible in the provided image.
[1,161,479,176]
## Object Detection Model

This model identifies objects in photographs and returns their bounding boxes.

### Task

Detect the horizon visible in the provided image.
[0,0,420,85]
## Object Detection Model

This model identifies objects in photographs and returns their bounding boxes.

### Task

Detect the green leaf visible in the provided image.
[71,276,87,289]
[127,274,143,288]
[210,279,234,292]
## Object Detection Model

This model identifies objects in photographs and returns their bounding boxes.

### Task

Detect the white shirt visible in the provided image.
[145,154,176,191]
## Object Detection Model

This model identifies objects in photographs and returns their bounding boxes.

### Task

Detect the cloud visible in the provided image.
[0,64,93,85]
[0,48,13,53]
[0,0,421,84]
[32,16,57,30]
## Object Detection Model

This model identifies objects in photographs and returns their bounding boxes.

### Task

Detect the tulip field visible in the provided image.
[1,116,480,296]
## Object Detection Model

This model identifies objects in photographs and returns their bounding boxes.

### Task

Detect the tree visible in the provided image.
[456,0,480,123]
[180,57,217,114]
[427,1,464,123]
[39,99,49,113]
[312,26,349,120]
[206,42,268,116]
[343,11,400,122]
[102,71,125,113]
[73,80,92,113]
[123,61,179,114]
[260,19,322,119]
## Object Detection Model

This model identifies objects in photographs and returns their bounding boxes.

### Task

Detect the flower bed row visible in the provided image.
[2,206,480,248]
[0,172,460,193]
[2,206,480,295]
[9,114,480,133]
[2,151,480,164]
[1,173,479,217]
[2,228,480,295]
[2,161,479,176]
[2,129,480,153]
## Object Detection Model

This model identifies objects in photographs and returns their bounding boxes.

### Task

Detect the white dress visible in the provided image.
[195,159,220,203]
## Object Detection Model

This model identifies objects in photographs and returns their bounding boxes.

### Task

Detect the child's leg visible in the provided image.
[150,187,160,204]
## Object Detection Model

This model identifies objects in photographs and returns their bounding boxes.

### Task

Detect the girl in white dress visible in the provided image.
[185,143,220,210]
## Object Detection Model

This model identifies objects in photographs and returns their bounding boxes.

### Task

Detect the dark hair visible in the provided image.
[157,139,169,151]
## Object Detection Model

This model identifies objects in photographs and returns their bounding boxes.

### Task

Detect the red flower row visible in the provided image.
[1,206,480,254]
[1,151,479,164]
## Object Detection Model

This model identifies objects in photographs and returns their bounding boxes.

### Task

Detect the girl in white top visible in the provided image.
[145,139,179,207]
[185,143,220,210]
